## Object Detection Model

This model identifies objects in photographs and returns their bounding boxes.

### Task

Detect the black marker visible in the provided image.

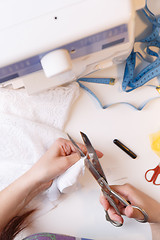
[113,139,137,159]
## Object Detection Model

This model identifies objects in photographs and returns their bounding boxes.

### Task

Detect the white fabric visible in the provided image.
[47,156,86,203]
[0,82,85,212]
[0,82,79,129]
[47,157,85,202]
[57,156,86,193]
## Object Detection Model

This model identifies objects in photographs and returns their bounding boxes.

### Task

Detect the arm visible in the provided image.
[0,168,48,231]
[100,184,160,240]
[0,138,103,232]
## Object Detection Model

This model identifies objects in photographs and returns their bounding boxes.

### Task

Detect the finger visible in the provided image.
[100,194,123,224]
[99,194,110,210]
[107,207,123,224]
[110,184,147,221]
[56,138,103,158]
[55,138,85,156]
[95,150,103,158]
[110,184,135,203]
[124,205,145,221]
[75,142,103,158]
[110,185,130,198]
[65,152,81,166]
[53,152,81,177]
[54,138,75,156]
[100,192,120,211]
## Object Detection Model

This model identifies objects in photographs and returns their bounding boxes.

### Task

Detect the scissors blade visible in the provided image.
[85,157,111,193]
[85,158,102,180]
[67,133,86,157]
[80,131,107,181]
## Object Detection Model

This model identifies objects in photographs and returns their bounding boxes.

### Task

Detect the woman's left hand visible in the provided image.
[30,138,103,186]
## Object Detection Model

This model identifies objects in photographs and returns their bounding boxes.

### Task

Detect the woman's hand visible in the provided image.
[100,183,160,224]
[30,138,103,186]
[0,137,103,231]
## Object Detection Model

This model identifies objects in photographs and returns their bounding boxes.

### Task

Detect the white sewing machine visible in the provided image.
[0,0,145,94]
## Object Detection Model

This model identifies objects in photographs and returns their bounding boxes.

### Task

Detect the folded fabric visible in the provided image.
[0,83,84,214]
[47,157,86,202]
[57,157,86,193]
[0,82,79,129]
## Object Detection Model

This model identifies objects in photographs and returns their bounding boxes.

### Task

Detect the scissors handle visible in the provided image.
[109,188,148,224]
[102,190,123,227]
[105,211,123,227]
[131,206,149,223]
[145,164,160,185]
[100,178,148,226]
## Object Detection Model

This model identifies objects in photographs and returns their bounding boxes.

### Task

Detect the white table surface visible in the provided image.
[20,1,160,239]
[22,62,160,240]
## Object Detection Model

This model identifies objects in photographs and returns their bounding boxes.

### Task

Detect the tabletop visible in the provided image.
[19,2,160,239]
[21,63,160,240]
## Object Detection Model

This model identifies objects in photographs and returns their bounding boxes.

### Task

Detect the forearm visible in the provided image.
[150,223,160,240]
[0,138,91,232]
[0,169,40,231]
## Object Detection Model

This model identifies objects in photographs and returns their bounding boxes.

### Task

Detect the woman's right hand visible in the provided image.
[100,183,160,224]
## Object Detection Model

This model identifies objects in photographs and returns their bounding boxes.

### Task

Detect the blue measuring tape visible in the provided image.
[76,1,160,110]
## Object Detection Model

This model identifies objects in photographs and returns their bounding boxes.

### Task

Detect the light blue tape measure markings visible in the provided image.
[77,77,115,85]
[77,78,160,110]
[142,3,160,28]
[123,48,160,91]
[146,41,159,57]
[123,51,160,92]
[77,0,160,110]
[77,77,115,109]
[140,25,160,43]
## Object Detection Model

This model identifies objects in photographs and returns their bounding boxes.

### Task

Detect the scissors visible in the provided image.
[145,163,160,185]
[68,132,148,227]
